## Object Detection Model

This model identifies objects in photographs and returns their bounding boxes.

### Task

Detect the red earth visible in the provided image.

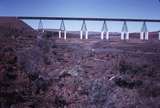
[0,17,160,108]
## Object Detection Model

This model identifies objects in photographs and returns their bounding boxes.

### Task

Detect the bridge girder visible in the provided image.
[15,16,160,22]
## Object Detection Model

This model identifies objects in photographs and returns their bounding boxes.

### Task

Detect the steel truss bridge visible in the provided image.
[16,16,160,40]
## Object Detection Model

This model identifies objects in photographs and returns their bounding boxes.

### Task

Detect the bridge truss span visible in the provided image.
[15,16,160,40]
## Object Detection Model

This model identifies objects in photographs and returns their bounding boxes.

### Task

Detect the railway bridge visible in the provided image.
[16,16,160,40]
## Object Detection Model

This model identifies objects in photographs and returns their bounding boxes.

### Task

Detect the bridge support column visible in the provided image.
[59,20,66,40]
[121,32,125,40]
[80,20,87,40]
[59,31,61,38]
[121,21,128,40]
[126,32,129,40]
[80,31,83,39]
[101,21,108,40]
[64,31,67,40]
[85,31,88,39]
[140,32,144,40]
[144,32,149,40]
[141,22,148,40]
[106,32,109,40]
[101,31,104,40]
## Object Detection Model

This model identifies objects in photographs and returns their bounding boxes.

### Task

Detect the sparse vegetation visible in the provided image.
[0,17,160,108]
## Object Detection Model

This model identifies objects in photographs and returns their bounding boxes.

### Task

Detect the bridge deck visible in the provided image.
[13,16,160,22]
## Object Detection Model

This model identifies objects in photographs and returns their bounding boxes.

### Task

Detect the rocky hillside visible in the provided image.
[0,17,33,31]
[0,17,37,50]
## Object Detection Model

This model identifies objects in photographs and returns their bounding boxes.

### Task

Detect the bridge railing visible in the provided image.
[17,16,160,40]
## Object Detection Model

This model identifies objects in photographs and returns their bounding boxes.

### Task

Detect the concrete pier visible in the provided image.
[145,32,149,40]
[126,32,129,40]
[106,32,109,40]
[80,20,88,40]
[80,31,83,39]
[85,31,88,39]
[140,32,144,40]
[121,21,129,40]
[101,21,109,40]
[101,31,104,40]
[59,31,61,38]
[141,22,148,40]
[64,31,67,40]
[121,32,125,40]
